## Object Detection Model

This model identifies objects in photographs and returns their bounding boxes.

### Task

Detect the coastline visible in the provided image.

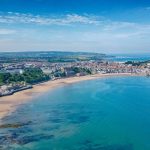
[0,73,138,121]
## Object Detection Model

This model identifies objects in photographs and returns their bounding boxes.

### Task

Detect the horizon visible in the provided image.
[0,0,150,53]
[1,50,150,55]
[1,50,150,58]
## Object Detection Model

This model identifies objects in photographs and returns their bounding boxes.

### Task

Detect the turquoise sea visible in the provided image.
[1,76,150,150]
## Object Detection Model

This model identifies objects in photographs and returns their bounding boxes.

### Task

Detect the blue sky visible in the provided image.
[0,0,150,53]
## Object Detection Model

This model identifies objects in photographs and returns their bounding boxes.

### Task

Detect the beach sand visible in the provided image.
[0,73,135,121]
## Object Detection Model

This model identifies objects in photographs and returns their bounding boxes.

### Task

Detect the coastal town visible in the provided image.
[1,0,150,149]
[1,52,150,97]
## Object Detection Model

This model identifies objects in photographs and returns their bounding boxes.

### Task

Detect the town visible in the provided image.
[0,52,150,97]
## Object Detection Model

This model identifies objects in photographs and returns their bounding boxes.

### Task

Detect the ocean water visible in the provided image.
[107,53,150,62]
[1,76,150,150]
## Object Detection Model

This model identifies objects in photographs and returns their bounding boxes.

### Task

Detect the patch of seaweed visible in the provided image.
[67,113,89,124]
[0,133,54,145]
[0,121,32,129]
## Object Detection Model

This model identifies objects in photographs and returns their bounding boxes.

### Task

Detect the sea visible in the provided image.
[106,53,150,62]
[0,76,150,150]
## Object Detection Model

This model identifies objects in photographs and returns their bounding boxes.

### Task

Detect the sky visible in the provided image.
[0,0,150,54]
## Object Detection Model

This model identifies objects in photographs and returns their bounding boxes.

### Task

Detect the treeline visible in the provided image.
[0,68,50,86]
[50,67,92,78]
[72,67,92,74]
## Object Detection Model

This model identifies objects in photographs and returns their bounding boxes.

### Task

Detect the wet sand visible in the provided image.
[0,73,136,121]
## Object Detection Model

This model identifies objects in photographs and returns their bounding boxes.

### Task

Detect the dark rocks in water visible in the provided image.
[0,133,19,145]
[0,121,32,129]
[0,136,7,144]
[47,110,90,125]
[15,134,54,145]
[0,123,23,129]
[83,140,92,145]
[9,126,33,134]
[69,115,89,124]
[77,116,89,123]
[0,133,54,145]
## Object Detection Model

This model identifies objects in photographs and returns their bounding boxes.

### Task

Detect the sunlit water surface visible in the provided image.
[0,76,150,150]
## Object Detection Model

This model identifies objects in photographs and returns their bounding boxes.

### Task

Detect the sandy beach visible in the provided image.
[0,73,136,121]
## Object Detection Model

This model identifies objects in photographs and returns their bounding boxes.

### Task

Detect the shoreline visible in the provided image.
[0,73,140,121]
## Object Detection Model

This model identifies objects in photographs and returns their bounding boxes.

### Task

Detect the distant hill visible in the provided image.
[0,51,113,63]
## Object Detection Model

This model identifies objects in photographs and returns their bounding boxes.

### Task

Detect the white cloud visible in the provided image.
[0,12,100,26]
[0,12,150,53]
[0,12,149,32]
